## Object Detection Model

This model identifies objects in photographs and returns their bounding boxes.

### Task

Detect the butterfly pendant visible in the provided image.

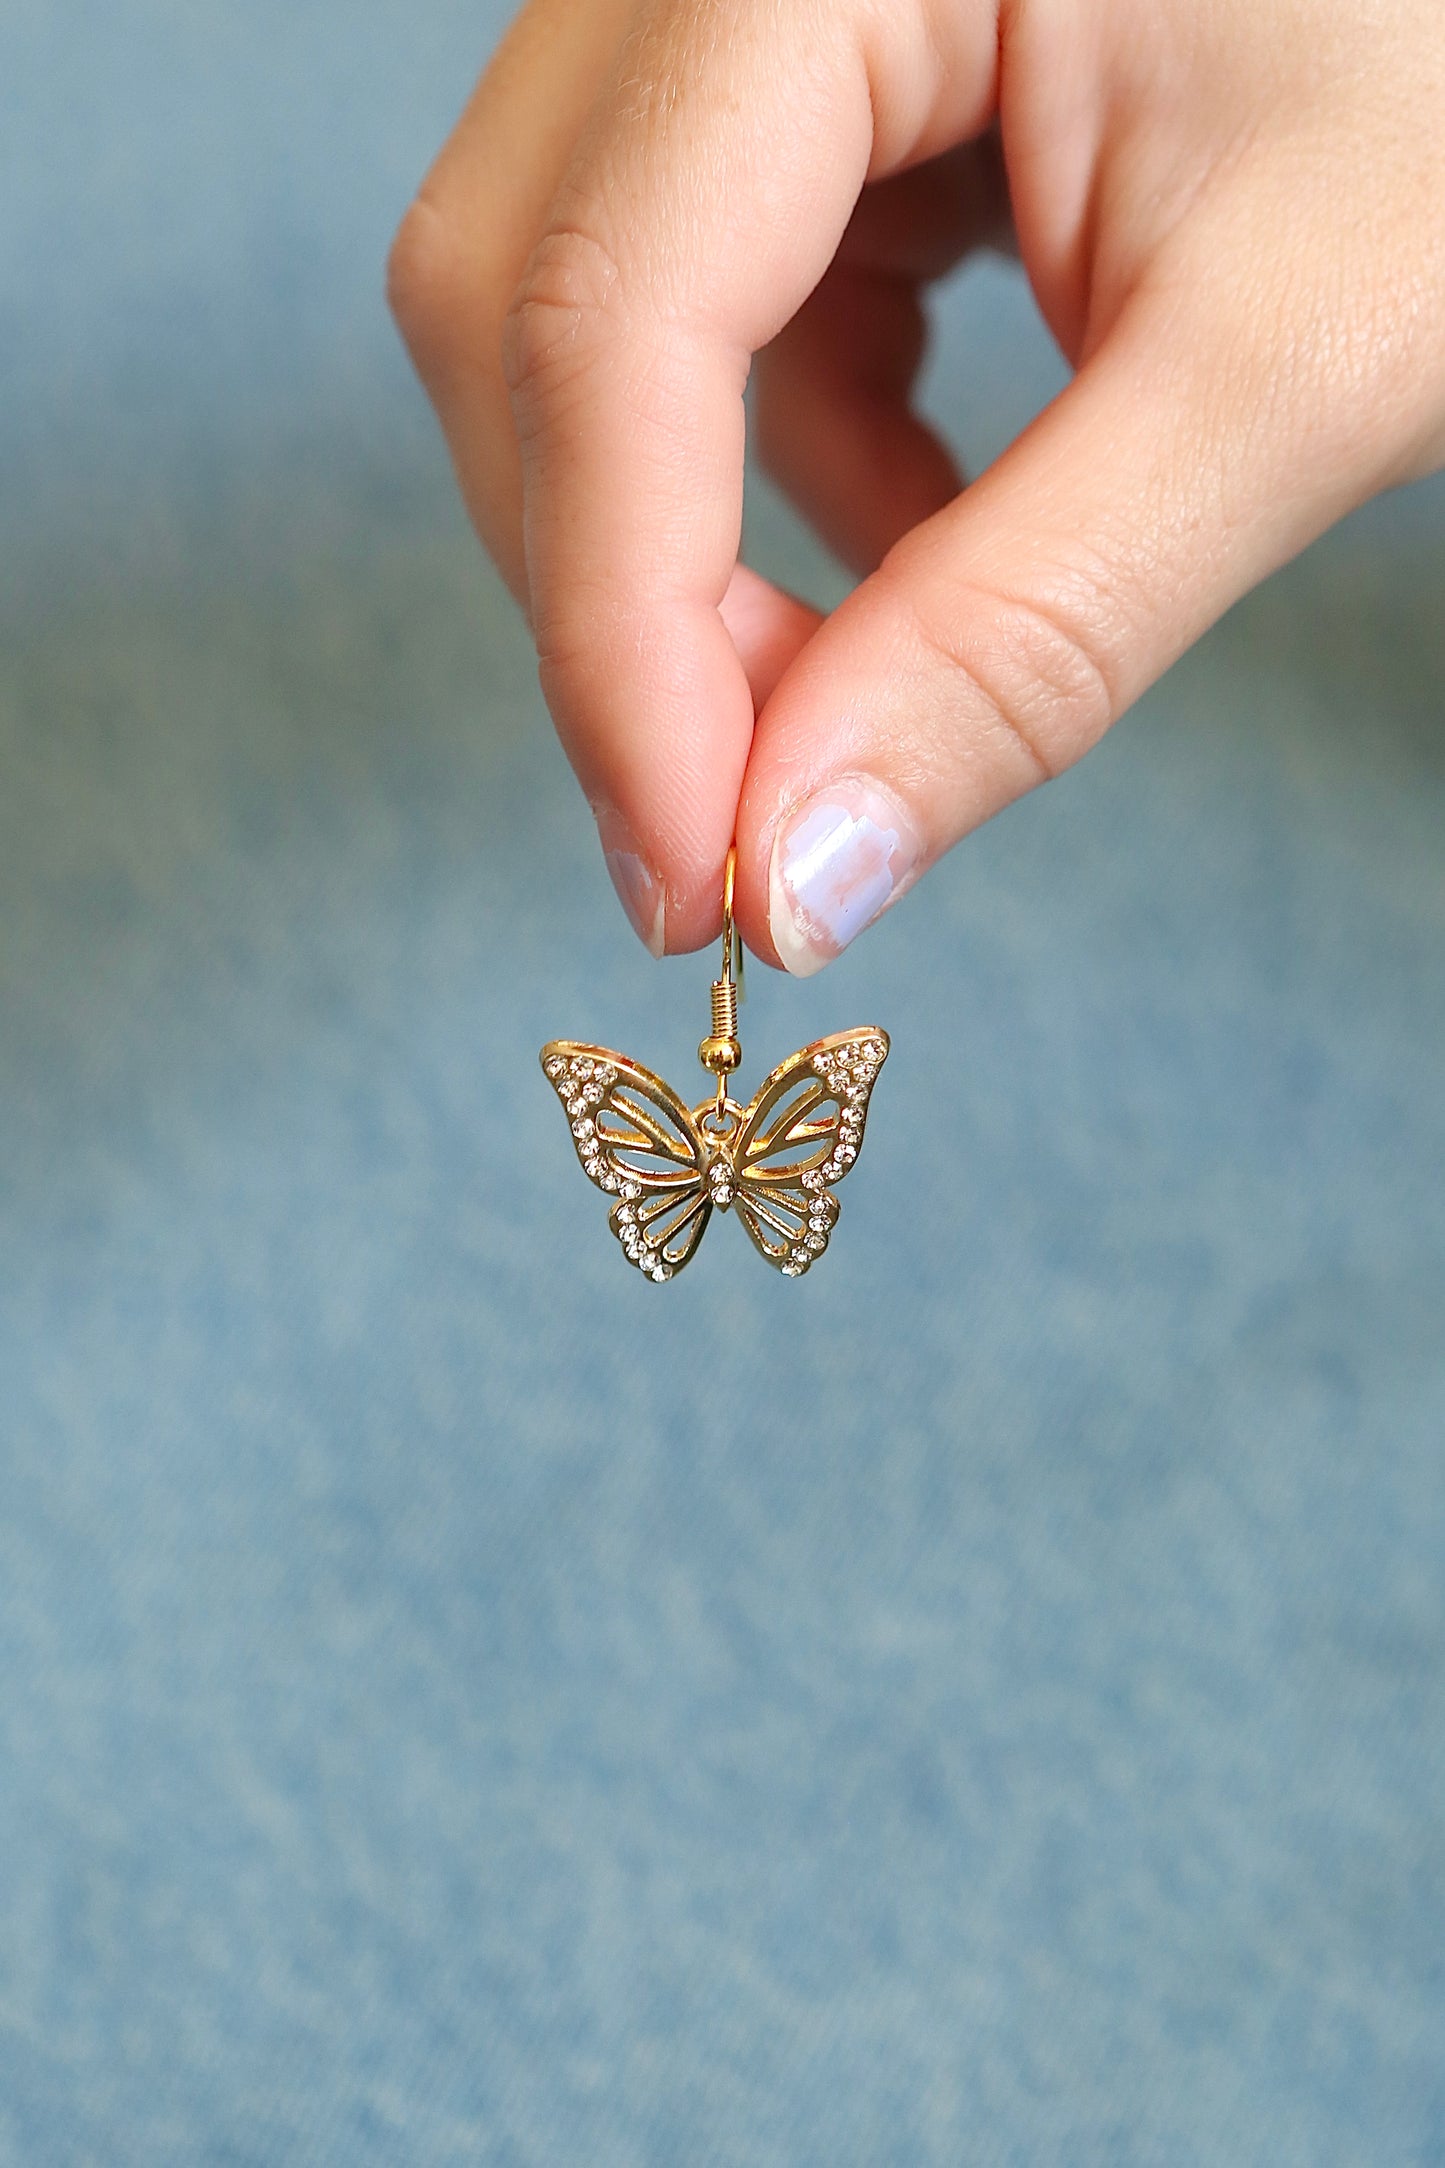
[542,846,888,1282]
[540,1027,889,1281]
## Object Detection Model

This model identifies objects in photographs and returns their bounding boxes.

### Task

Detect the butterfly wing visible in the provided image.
[728,1029,889,1276]
[540,1042,712,1281]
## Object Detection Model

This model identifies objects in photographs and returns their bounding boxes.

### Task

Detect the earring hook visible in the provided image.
[700,844,745,1114]
[719,843,744,1001]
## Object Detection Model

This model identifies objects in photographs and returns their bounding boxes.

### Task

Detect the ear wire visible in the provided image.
[698,845,744,1115]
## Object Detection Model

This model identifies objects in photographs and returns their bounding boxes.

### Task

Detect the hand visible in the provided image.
[389,0,1445,971]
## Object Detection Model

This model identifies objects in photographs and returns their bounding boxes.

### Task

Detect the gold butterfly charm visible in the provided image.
[541,849,888,1282]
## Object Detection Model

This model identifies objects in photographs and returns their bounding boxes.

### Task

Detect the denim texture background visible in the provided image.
[2,4,1444,2161]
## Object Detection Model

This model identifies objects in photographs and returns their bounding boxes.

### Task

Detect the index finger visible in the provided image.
[503,1,987,951]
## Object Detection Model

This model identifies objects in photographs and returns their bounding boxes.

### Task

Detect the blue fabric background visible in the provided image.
[1,4,1443,2161]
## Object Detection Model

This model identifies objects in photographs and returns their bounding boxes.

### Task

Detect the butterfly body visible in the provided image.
[541,1028,888,1280]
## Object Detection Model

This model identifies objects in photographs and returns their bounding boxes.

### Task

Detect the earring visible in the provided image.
[541,846,888,1280]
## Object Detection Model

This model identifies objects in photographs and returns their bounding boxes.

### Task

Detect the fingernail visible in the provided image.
[768,777,921,977]
[596,807,666,958]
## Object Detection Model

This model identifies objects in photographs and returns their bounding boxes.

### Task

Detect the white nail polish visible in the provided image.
[596,806,666,958]
[768,778,921,977]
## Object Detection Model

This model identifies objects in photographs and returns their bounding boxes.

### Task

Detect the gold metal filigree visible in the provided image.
[541,847,888,1280]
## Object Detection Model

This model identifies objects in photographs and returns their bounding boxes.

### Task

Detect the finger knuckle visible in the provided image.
[387,192,495,382]
[502,222,627,412]
[907,577,1121,782]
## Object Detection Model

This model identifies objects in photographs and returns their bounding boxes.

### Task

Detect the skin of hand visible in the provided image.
[388,0,1445,973]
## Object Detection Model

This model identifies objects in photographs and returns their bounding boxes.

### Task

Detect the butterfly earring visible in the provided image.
[541,846,889,1281]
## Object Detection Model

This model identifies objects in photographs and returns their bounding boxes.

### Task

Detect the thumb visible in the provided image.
[736,241,1396,975]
